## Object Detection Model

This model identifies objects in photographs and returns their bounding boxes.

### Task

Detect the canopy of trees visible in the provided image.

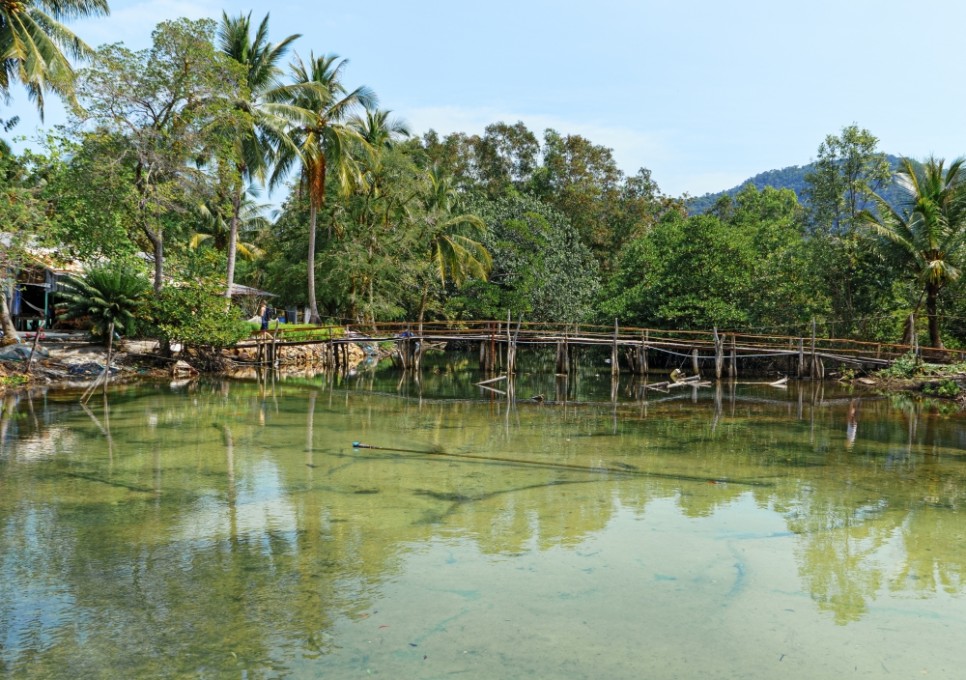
[4,12,966,351]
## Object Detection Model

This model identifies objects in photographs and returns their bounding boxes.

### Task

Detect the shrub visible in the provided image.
[149,282,252,351]
[57,265,150,346]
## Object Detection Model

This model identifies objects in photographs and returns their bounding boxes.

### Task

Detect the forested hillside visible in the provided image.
[687,154,904,216]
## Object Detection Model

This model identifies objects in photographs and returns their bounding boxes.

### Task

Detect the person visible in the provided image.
[259,302,270,335]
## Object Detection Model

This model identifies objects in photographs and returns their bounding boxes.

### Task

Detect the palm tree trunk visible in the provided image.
[307,202,321,324]
[926,283,943,350]
[0,285,20,346]
[225,182,243,300]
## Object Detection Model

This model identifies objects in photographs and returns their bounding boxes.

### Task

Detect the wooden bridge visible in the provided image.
[239,319,962,378]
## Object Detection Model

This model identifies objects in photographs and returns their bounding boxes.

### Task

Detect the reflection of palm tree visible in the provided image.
[860,157,966,349]
[271,53,376,324]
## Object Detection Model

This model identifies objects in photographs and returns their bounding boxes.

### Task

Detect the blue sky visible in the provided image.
[8,0,966,197]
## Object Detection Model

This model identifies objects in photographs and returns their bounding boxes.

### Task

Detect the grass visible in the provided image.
[246,322,345,342]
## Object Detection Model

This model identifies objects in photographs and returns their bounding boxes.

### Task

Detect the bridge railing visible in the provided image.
[245,320,966,366]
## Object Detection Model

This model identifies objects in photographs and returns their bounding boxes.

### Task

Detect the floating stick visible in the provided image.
[351,442,773,487]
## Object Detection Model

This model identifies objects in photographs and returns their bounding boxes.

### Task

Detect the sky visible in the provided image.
[7,0,966,198]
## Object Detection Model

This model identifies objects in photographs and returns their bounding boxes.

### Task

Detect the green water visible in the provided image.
[1,370,965,679]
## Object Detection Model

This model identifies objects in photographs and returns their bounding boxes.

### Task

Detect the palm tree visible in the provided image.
[271,52,376,324]
[190,193,269,261]
[860,156,966,349]
[351,108,410,154]
[0,0,109,116]
[217,12,300,299]
[417,166,491,321]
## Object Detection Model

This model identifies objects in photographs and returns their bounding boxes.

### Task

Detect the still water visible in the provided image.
[1,366,965,679]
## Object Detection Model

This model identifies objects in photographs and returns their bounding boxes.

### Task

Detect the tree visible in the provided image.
[190,194,269,262]
[805,124,891,233]
[455,194,600,323]
[149,279,252,352]
[530,129,625,267]
[0,142,49,345]
[859,157,966,349]
[0,0,108,115]
[217,11,299,299]
[73,18,246,292]
[423,167,490,285]
[270,52,376,324]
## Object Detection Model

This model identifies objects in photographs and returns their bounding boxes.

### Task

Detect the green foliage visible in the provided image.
[149,282,252,350]
[923,379,962,398]
[603,186,824,331]
[74,18,249,291]
[0,0,109,113]
[805,124,892,233]
[451,194,600,323]
[0,374,29,387]
[57,265,151,345]
[860,156,966,348]
[878,352,920,379]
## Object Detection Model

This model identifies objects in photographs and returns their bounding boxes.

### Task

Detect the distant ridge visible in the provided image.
[686,154,904,215]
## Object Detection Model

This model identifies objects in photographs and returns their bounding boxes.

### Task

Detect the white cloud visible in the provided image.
[74,0,224,49]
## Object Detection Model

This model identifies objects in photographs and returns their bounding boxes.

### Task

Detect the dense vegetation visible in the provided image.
[4,10,966,351]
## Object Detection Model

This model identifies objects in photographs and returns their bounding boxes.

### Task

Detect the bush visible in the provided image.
[149,282,252,350]
[878,352,920,379]
[57,265,150,345]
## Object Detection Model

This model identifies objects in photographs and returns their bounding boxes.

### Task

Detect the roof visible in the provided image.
[228,283,276,298]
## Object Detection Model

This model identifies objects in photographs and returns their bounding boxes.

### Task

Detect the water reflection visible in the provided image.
[1,376,965,678]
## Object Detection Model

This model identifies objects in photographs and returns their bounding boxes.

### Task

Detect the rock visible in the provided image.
[171,360,199,378]
[0,344,49,361]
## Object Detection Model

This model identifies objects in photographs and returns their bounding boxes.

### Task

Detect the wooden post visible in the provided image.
[691,348,699,376]
[643,330,649,375]
[612,319,620,376]
[810,318,817,380]
[729,334,737,379]
[713,327,723,380]
[506,311,513,374]
[797,337,805,378]
[415,320,424,373]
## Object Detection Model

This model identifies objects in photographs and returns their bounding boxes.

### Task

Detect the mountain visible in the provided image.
[686,154,904,215]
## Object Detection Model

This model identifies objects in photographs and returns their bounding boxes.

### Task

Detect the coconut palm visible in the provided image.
[0,0,109,115]
[190,193,269,261]
[271,52,376,324]
[415,166,491,321]
[351,108,410,153]
[860,156,966,349]
[217,11,300,298]
[424,166,491,286]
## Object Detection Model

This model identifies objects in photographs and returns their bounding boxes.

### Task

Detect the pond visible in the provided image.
[1,365,965,679]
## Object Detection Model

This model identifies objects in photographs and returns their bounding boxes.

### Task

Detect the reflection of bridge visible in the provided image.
[240,320,963,377]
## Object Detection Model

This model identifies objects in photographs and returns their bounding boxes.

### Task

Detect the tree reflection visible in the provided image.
[1,380,965,674]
